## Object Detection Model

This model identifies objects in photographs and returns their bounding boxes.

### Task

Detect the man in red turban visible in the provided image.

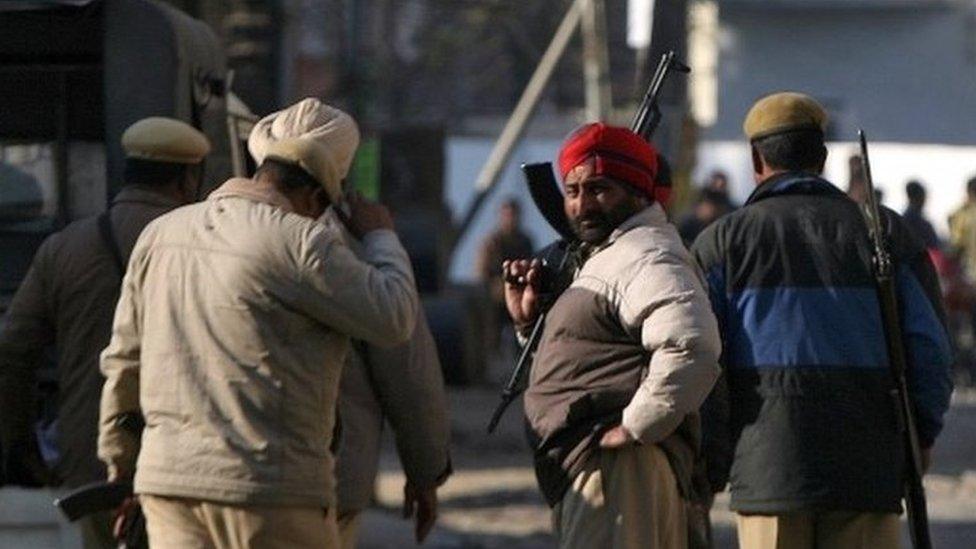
[556,123,660,244]
[503,123,721,548]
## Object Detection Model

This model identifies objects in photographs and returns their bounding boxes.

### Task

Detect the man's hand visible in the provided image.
[599,425,636,449]
[337,191,394,239]
[503,259,542,335]
[111,496,139,541]
[403,482,438,544]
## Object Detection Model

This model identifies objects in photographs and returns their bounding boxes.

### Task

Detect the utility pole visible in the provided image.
[454,0,587,241]
[581,0,612,121]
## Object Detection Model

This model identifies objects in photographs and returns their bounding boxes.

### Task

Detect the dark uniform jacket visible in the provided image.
[692,172,952,514]
[0,187,181,487]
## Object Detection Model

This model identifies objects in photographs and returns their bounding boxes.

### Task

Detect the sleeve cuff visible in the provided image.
[361,229,401,250]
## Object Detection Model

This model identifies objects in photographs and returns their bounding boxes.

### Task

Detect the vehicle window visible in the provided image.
[0,143,58,224]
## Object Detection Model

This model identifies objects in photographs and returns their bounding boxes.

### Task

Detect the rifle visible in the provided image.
[53,412,146,548]
[486,50,690,433]
[858,130,931,549]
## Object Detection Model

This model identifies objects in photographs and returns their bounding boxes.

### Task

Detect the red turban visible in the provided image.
[558,123,667,203]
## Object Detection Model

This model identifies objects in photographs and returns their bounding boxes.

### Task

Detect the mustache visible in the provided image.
[572,212,609,229]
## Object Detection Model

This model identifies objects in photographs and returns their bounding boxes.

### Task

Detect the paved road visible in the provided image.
[357,387,976,548]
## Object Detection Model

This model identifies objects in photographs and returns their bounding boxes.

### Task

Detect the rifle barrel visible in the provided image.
[859,129,932,549]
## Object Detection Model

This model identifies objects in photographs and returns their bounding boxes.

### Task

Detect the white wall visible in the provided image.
[711,4,976,145]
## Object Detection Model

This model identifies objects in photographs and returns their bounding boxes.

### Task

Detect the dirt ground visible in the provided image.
[356,381,976,549]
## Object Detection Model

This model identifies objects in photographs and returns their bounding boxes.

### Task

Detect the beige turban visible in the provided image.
[248,98,360,202]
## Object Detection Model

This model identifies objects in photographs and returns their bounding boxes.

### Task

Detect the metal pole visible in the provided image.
[55,71,70,226]
[454,0,586,243]
[582,0,612,121]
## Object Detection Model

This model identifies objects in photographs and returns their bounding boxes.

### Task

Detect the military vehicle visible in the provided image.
[0,1,253,545]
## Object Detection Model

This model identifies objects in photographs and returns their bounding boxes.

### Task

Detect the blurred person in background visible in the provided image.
[317,207,451,549]
[477,198,534,362]
[903,180,940,250]
[694,92,952,549]
[99,99,420,549]
[703,170,739,213]
[949,176,976,281]
[945,175,976,385]
[677,188,728,247]
[0,117,209,549]
[677,171,738,246]
[505,123,720,548]
[846,153,868,204]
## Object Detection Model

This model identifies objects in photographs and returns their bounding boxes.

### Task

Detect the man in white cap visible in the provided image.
[98,100,420,548]
[249,98,452,548]
[0,117,209,548]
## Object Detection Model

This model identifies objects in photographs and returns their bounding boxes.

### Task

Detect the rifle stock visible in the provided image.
[54,480,132,522]
[859,130,931,549]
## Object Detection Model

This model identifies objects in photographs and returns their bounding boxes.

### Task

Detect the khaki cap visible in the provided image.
[743,92,828,141]
[263,138,342,203]
[122,117,211,164]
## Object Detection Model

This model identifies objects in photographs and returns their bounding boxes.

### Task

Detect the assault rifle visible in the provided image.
[487,51,690,433]
[859,130,931,549]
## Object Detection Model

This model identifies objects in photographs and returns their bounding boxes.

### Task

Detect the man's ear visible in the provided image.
[815,145,828,175]
[750,145,763,176]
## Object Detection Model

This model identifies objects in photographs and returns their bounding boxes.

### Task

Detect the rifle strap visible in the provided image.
[97,211,126,278]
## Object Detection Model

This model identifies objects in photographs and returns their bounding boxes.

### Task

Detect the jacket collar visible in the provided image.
[745,171,847,206]
[112,185,183,209]
[208,177,295,213]
[583,203,667,257]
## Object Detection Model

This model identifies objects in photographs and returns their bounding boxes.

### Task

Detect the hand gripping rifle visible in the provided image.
[859,130,931,549]
[54,413,146,548]
[486,51,690,433]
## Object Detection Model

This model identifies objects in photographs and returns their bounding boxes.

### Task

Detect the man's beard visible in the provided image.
[570,201,641,245]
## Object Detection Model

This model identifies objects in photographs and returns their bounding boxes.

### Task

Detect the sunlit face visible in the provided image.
[563,160,645,245]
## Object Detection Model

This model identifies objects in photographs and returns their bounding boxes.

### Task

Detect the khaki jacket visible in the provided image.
[98,178,419,508]
[0,187,181,488]
[321,212,451,514]
[950,201,976,280]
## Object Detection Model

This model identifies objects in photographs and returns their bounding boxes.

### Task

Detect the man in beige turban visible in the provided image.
[0,117,209,549]
[98,100,420,548]
[251,97,452,547]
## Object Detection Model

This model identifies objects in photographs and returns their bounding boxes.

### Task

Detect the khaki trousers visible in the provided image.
[337,512,362,549]
[141,494,339,549]
[736,511,901,549]
[78,510,116,549]
[553,444,686,549]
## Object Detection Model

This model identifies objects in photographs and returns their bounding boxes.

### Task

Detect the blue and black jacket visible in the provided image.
[691,172,953,514]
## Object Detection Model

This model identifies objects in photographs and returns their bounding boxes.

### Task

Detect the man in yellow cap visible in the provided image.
[691,92,952,548]
[98,100,420,548]
[0,116,209,548]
